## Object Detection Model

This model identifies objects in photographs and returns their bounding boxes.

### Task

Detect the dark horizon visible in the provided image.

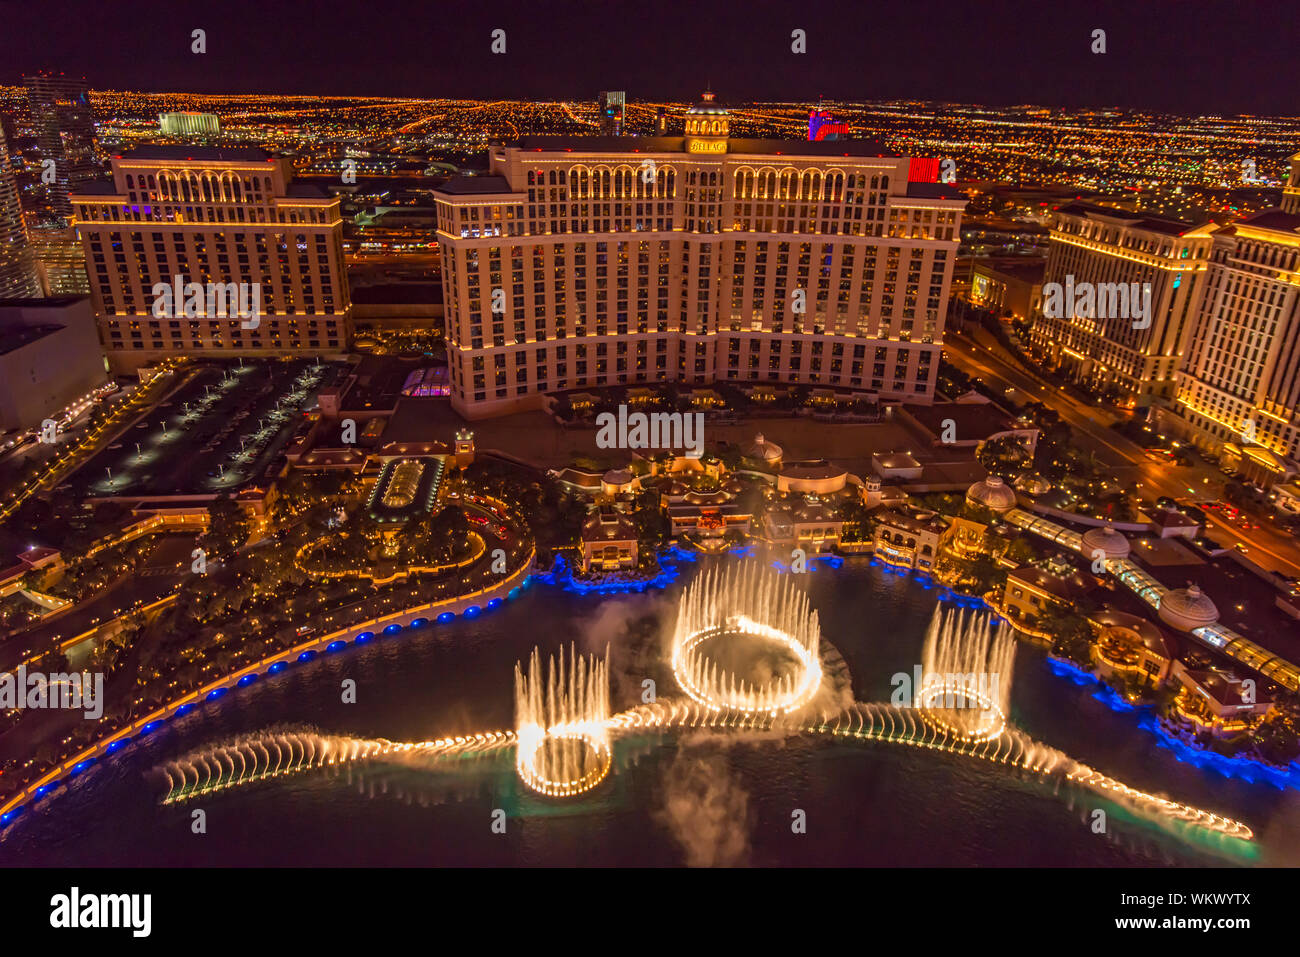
[0,0,1296,116]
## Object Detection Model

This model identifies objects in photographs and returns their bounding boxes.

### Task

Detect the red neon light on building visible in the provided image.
[908,157,940,183]
[808,110,850,141]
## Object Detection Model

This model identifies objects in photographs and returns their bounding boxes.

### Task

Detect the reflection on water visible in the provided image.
[1,560,1295,866]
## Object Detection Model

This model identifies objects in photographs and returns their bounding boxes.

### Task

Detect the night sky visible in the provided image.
[2,0,1295,114]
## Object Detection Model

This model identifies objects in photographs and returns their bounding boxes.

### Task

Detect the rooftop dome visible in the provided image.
[602,468,634,487]
[1081,526,1131,560]
[966,475,1017,513]
[744,432,783,464]
[686,90,729,116]
[1158,583,1219,632]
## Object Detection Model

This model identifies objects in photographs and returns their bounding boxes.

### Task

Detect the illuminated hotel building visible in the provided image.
[433,93,965,419]
[1028,204,1213,405]
[597,92,625,137]
[1284,151,1300,215]
[809,110,849,142]
[159,112,222,137]
[29,227,90,296]
[70,145,351,372]
[1160,207,1300,482]
[0,125,41,299]
[23,74,99,226]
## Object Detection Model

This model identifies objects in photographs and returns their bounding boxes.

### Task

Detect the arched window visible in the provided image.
[801,169,818,201]
[735,168,752,200]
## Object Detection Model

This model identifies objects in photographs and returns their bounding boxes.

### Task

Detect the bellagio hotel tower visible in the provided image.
[70,145,350,372]
[434,93,966,419]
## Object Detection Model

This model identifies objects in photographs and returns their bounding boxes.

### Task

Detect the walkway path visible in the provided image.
[1004,507,1300,690]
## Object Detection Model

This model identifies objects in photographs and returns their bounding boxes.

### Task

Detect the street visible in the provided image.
[943,330,1300,577]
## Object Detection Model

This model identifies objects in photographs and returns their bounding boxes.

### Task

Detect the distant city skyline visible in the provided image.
[0,0,1294,115]
[3,0,1300,886]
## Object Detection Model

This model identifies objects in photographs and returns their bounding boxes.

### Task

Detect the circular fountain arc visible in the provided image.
[671,561,824,715]
[146,572,1256,847]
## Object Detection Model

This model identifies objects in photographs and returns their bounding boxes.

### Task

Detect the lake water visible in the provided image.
[3,559,1295,867]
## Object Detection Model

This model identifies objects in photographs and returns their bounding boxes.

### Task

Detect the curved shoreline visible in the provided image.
[0,549,534,828]
[2,544,1288,835]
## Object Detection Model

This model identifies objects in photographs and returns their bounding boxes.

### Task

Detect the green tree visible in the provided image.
[202,494,251,559]
[967,555,1001,593]
[1003,536,1039,565]
[977,435,1028,475]
[632,500,669,548]
[837,499,875,542]
[1040,603,1095,665]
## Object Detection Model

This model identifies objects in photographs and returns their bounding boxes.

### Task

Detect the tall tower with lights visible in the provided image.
[597,92,625,136]
[23,74,99,226]
[0,124,39,299]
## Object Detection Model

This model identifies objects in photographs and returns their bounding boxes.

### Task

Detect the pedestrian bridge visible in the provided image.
[1003,508,1300,691]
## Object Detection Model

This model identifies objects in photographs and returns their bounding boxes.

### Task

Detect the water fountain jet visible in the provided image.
[514,644,611,797]
[670,562,822,715]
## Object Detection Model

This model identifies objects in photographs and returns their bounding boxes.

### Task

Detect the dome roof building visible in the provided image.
[684,91,730,154]
[1158,584,1220,632]
[1081,526,1131,561]
[743,432,783,466]
[601,468,638,497]
[685,90,730,119]
[966,475,1018,513]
